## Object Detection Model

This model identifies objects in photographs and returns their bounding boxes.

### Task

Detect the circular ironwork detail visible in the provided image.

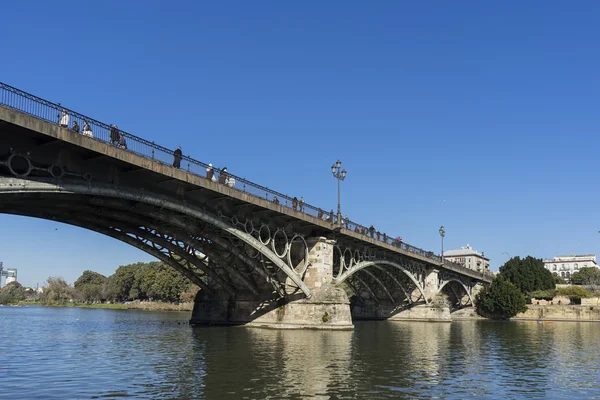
[48,164,65,180]
[258,224,271,245]
[244,219,254,234]
[344,248,354,270]
[288,235,309,275]
[7,154,32,178]
[271,229,288,258]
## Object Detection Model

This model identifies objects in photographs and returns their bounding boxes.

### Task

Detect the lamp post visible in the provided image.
[439,226,445,264]
[331,160,347,226]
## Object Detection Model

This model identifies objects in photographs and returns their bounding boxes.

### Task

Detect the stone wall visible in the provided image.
[514,305,600,321]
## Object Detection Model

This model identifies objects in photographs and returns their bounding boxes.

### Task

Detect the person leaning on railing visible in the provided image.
[173,146,182,169]
[218,167,228,184]
[206,163,216,182]
[59,110,69,127]
[71,121,80,133]
[110,125,120,145]
[82,120,93,137]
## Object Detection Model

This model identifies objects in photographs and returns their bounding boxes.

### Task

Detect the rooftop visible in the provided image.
[443,244,489,260]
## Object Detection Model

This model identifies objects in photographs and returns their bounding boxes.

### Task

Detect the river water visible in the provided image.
[0,306,599,399]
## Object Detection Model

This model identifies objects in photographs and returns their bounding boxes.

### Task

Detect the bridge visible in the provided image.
[0,82,491,329]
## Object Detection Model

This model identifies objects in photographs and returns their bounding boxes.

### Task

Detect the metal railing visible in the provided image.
[0,82,491,279]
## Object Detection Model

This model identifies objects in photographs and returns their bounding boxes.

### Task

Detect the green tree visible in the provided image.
[0,281,26,304]
[556,286,591,304]
[74,270,108,303]
[499,256,555,294]
[552,273,567,284]
[570,267,600,286]
[475,276,528,319]
[41,277,74,304]
[74,270,107,288]
[111,263,140,301]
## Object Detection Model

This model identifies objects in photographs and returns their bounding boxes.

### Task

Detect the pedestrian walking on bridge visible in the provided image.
[110,125,120,145]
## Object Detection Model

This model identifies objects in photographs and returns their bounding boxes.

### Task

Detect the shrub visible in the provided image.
[530,289,556,301]
[556,286,591,303]
[475,276,527,320]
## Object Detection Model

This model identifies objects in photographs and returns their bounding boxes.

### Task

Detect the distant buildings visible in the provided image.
[543,255,598,279]
[443,244,490,272]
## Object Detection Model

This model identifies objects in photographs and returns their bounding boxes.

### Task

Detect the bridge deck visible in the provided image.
[0,87,492,284]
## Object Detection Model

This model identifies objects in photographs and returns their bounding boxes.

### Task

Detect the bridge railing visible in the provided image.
[0,82,329,219]
[0,82,492,280]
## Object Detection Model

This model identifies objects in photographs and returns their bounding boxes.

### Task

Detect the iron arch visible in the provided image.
[438,279,474,306]
[334,259,428,304]
[0,177,312,298]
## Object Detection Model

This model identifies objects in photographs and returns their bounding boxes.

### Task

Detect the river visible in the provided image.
[0,306,599,399]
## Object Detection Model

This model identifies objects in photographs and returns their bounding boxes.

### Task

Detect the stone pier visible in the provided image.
[190,237,354,330]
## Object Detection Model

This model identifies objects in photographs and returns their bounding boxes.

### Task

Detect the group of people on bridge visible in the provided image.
[59,110,127,149]
[55,107,421,259]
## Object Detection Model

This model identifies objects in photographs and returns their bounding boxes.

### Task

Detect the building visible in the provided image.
[0,263,17,288]
[443,245,490,272]
[543,255,598,280]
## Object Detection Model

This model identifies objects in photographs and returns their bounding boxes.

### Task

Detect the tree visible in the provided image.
[74,270,107,288]
[552,273,567,284]
[111,263,140,301]
[556,286,591,304]
[41,277,74,304]
[570,267,600,286]
[475,276,528,319]
[499,256,555,294]
[0,281,26,304]
[74,270,108,303]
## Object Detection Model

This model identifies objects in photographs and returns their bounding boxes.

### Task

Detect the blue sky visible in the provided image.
[1,1,599,287]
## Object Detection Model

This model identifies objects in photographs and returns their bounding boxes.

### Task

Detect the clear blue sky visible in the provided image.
[2,1,599,287]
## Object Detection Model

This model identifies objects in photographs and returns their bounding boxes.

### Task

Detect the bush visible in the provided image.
[530,289,556,301]
[556,286,591,304]
[476,276,528,320]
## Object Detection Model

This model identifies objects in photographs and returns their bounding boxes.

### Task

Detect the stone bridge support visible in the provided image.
[190,237,353,329]
[388,268,451,322]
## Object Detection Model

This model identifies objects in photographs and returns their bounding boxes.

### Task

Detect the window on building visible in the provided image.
[566,272,571,279]
[561,272,565,278]
[574,263,579,270]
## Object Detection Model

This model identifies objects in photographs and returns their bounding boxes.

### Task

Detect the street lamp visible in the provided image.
[331,160,347,226]
[439,226,445,264]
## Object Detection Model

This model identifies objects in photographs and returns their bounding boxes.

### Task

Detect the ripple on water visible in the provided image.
[1,308,599,399]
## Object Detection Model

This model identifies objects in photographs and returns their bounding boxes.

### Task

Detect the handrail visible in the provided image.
[0,82,492,280]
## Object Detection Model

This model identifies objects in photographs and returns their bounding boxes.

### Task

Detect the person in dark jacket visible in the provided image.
[173,146,182,168]
[218,167,228,184]
[118,133,127,149]
[110,125,120,145]
[71,121,80,133]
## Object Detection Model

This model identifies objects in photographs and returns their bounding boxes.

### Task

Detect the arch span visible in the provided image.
[438,279,474,306]
[334,260,428,304]
[0,177,312,298]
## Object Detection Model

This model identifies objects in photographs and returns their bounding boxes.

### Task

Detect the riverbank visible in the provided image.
[513,304,600,322]
[15,301,194,312]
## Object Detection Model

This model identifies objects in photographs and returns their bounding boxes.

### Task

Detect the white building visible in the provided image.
[543,255,598,279]
[443,244,490,272]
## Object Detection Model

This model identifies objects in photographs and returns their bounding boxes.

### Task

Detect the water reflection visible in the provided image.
[1,307,600,399]
[199,328,354,399]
